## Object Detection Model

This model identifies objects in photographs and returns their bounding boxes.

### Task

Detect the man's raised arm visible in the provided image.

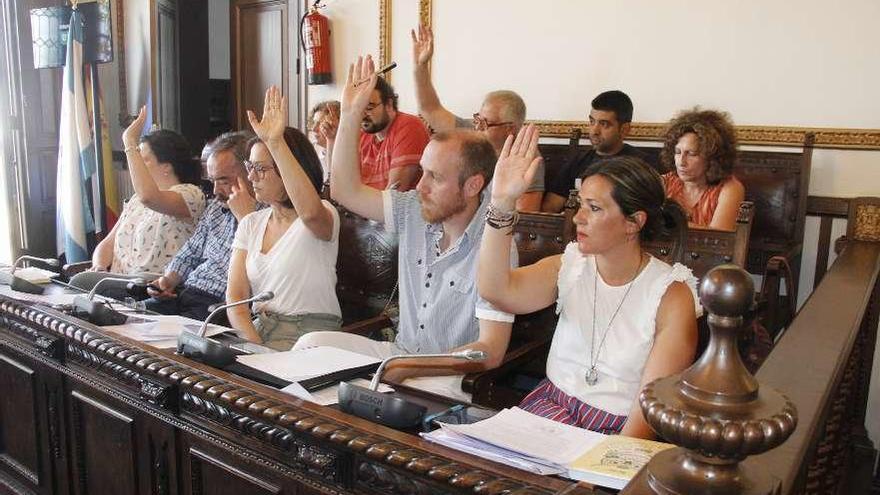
[330,56,385,222]
[412,24,456,132]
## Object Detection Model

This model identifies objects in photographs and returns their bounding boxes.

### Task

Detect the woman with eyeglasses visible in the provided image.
[225,86,342,350]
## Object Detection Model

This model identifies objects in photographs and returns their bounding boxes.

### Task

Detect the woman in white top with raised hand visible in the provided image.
[478,125,701,439]
[88,106,205,279]
[226,86,342,351]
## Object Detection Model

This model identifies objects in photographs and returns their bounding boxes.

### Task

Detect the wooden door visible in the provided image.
[230,0,296,130]
[0,347,68,495]
[156,0,180,131]
[5,0,66,258]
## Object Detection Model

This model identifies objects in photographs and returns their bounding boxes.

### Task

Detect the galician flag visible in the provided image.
[56,8,96,262]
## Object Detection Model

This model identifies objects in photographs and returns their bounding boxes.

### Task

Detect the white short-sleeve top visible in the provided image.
[231,201,341,318]
[546,243,702,416]
[112,183,205,275]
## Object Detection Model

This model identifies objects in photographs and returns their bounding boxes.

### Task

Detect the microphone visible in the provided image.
[88,277,146,300]
[338,349,488,429]
[0,256,60,294]
[176,291,274,368]
[72,277,145,327]
[11,255,60,274]
[369,349,486,391]
[197,291,274,337]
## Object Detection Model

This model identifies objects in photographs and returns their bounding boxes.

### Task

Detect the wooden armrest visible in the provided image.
[834,235,849,255]
[339,314,393,337]
[62,261,93,279]
[757,255,797,341]
[461,337,551,395]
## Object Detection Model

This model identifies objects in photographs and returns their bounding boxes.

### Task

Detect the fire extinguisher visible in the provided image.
[300,1,332,85]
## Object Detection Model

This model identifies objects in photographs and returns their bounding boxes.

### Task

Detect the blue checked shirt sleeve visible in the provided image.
[165,204,211,281]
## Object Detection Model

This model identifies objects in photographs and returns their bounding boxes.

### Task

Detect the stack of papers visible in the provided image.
[422,407,606,476]
[103,314,230,347]
[11,266,57,284]
[422,407,673,488]
[237,346,381,382]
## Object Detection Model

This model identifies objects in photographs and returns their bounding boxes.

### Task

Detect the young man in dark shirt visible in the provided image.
[542,90,645,213]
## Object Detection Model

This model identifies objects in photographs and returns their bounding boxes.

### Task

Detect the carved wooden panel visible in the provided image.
[137,415,179,495]
[186,446,283,495]
[67,389,138,495]
[0,297,592,495]
[0,351,41,489]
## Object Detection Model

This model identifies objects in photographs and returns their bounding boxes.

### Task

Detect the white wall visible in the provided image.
[305,0,379,110]
[311,0,880,451]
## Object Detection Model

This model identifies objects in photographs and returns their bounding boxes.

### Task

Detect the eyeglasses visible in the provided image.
[472,113,513,132]
[244,160,276,178]
[365,101,384,112]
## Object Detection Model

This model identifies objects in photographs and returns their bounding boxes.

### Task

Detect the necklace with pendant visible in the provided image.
[586,254,645,386]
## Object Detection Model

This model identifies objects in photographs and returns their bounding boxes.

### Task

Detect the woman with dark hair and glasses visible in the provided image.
[478,125,701,439]
[225,86,342,351]
[87,106,205,281]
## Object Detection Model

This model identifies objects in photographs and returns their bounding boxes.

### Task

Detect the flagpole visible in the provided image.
[89,63,107,237]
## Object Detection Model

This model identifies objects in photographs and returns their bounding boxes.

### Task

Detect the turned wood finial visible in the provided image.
[626,264,798,495]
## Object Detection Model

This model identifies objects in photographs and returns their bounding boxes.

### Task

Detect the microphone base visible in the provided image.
[176,331,241,368]
[73,295,128,326]
[0,272,45,294]
[337,381,427,429]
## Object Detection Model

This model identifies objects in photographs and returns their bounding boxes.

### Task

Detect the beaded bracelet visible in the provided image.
[485,203,519,230]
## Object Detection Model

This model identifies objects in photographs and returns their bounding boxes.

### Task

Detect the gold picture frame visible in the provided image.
[378,0,431,85]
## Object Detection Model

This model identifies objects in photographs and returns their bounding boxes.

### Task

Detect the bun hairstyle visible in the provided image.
[583,156,688,261]
[140,130,202,185]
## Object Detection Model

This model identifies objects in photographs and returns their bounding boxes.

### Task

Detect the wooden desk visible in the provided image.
[0,296,598,495]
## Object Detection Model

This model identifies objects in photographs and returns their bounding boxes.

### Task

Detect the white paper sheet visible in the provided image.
[0,285,85,305]
[421,428,566,475]
[237,346,381,382]
[103,315,230,342]
[8,267,58,284]
[439,407,606,466]
[280,378,393,406]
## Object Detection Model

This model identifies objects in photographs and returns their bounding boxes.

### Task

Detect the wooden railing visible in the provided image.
[737,196,880,494]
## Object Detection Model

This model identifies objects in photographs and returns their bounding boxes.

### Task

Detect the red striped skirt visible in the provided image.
[518,379,627,434]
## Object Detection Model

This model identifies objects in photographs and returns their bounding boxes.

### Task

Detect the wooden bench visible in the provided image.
[333,203,399,337]
[539,132,813,278]
[738,196,880,494]
[462,211,574,407]
[539,132,814,332]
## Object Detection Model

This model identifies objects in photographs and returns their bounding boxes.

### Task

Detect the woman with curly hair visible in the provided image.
[660,108,745,231]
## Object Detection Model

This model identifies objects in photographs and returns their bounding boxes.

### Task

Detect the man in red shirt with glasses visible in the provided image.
[411,24,545,211]
[358,76,430,191]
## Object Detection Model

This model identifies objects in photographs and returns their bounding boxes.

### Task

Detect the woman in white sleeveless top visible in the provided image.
[478,125,701,439]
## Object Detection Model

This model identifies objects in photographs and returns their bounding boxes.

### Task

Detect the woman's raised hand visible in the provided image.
[247,86,287,143]
[122,105,148,149]
[490,124,543,211]
[411,24,434,68]
[340,55,377,115]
